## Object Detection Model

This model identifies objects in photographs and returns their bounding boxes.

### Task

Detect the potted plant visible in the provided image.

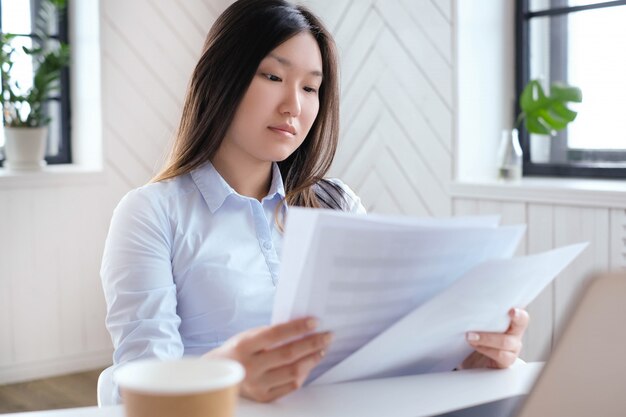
[0,0,70,170]
[497,79,582,179]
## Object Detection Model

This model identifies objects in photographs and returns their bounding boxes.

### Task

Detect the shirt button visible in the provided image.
[263,241,273,250]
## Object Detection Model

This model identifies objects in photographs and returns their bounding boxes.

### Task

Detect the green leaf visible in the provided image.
[518,79,582,135]
[536,109,568,131]
[551,102,578,123]
[525,115,552,135]
[519,80,545,113]
[22,46,44,55]
[551,83,583,103]
[48,0,67,8]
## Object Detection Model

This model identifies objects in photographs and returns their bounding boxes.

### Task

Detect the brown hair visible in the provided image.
[152,0,347,210]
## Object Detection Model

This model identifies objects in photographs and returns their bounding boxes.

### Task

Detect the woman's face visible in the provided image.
[221,31,323,165]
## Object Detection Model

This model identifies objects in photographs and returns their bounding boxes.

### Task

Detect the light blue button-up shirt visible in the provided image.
[101,162,365,370]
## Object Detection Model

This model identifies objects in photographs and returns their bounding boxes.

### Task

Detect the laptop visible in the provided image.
[440,271,626,417]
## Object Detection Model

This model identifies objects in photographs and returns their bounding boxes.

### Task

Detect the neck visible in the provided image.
[211,148,273,202]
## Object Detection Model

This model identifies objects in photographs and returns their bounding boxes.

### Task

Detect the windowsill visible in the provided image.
[449,177,626,209]
[0,164,106,189]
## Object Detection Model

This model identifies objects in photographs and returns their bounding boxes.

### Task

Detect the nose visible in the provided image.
[279,85,301,117]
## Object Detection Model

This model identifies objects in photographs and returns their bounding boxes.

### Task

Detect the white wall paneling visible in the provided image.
[453,199,527,254]
[552,207,610,337]
[0,185,118,384]
[452,198,479,216]
[525,204,555,362]
[610,208,626,270]
[0,190,14,369]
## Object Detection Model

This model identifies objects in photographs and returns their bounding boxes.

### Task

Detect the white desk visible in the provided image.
[4,362,542,417]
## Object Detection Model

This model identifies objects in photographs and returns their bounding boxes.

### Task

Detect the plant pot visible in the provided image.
[530,134,551,163]
[3,126,48,170]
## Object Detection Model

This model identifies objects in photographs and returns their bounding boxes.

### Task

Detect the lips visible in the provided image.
[268,123,296,135]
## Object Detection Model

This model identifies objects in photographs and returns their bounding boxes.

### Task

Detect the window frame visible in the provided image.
[0,0,72,167]
[516,0,626,179]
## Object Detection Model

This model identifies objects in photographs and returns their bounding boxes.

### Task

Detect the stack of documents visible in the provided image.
[271,209,586,385]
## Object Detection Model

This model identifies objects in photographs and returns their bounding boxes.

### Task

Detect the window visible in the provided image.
[516,0,626,178]
[0,0,71,166]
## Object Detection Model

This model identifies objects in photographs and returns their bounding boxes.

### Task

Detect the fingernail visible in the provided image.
[306,318,318,330]
[319,350,326,359]
[323,332,333,344]
[511,308,520,318]
[467,332,480,342]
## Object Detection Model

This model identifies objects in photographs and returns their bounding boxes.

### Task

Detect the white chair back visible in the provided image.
[97,365,118,407]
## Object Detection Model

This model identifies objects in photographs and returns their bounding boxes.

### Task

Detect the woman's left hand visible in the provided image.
[459,308,530,369]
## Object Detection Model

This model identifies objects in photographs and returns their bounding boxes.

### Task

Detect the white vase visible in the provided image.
[3,126,48,171]
[530,134,551,163]
[496,128,523,180]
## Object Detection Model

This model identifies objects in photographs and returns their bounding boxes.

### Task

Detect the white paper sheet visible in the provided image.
[313,243,587,384]
[272,209,526,382]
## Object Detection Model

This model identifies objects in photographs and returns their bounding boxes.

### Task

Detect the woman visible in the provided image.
[101,0,529,404]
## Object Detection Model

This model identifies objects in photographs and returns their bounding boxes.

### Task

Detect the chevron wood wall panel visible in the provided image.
[101,0,220,189]
[315,0,454,216]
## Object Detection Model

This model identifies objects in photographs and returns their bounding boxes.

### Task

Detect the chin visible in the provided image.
[272,154,293,162]
[262,148,298,163]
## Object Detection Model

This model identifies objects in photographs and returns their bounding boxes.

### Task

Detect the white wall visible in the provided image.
[455,0,516,181]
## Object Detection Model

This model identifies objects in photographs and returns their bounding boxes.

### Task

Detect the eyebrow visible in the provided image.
[267,53,323,78]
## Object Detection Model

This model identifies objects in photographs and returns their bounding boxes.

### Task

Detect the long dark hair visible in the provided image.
[152,0,347,210]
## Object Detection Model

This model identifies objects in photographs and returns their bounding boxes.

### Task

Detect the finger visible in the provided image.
[263,382,299,403]
[238,317,318,354]
[471,345,518,369]
[242,381,298,404]
[507,308,530,336]
[466,332,522,353]
[253,332,332,372]
[263,350,325,389]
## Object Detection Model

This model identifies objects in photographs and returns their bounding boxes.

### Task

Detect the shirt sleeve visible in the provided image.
[327,178,367,214]
[100,187,184,368]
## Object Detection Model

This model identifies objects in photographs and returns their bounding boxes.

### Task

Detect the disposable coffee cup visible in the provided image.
[114,358,245,417]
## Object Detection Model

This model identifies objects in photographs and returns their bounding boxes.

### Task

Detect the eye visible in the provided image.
[304,86,318,94]
[263,73,282,82]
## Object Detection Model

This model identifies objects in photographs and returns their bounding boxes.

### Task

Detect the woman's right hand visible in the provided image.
[202,317,332,403]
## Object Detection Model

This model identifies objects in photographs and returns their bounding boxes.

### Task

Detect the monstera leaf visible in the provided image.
[517,80,582,135]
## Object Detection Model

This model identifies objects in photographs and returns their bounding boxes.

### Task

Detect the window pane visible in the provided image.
[4,35,35,97]
[528,6,626,165]
[1,0,32,33]
[46,100,61,157]
[567,5,626,150]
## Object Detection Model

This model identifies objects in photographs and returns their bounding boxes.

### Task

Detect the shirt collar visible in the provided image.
[267,162,286,200]
[191,162,285,214]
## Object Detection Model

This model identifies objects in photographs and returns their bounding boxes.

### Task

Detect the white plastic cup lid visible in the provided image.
[114,358,245,394]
